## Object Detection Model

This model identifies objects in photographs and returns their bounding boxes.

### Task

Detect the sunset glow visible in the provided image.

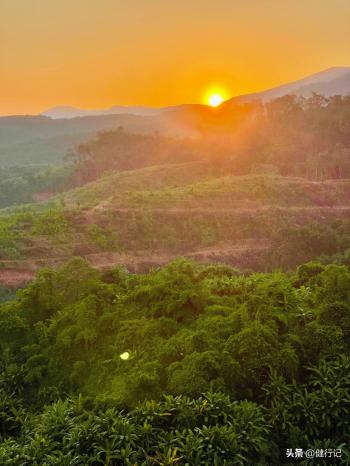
[0,0,349,115]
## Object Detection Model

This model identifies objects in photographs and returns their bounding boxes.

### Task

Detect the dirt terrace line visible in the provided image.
[0,240,270,287]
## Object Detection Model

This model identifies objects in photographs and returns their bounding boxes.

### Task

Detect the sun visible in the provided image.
[203,86,229,107]
[208,93,224,107]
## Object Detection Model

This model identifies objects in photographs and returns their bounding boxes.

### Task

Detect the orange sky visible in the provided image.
[0,0,349,115]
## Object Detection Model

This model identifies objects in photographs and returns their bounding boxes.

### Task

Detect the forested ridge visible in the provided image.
[71,95,350,184]
[1,258,350,464]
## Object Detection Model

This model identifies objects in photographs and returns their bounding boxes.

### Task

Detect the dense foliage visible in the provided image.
[0,166,72,208]
[1,258,349,464]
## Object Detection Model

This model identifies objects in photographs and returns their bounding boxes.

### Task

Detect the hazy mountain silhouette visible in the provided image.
[41,105,162,119]
[39,67,350,120]
[0,113,194,166]
[224,66,350,105]
[2,67,350,165]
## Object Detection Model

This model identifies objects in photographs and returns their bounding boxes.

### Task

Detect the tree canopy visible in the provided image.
[1,258,349,464]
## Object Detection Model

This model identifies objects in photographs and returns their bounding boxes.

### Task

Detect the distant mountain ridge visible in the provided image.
[2,66,350,166]
[0,112,194,166]
[225,66,350,105]
[40,67,350,120]
[41,105,162,119]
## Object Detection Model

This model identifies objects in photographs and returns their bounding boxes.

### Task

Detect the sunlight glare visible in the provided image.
[120,351,130,360]
[208,94,224,107]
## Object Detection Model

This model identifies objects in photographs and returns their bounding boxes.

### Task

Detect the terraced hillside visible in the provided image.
[1,161,350,286]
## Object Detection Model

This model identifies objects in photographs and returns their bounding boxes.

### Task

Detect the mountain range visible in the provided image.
[1,66,349,167]
[41,66,350,119]
[41,105,162,119]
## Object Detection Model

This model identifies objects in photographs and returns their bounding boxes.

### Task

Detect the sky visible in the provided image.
[0,0,349,115]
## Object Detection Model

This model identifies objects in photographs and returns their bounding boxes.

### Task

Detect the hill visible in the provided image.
[1,92,350,285]
[0,113,192,167]
[224,66,350,105]
[1,162,350,286]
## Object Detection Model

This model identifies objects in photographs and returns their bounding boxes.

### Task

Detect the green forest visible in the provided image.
[1,258,350,464]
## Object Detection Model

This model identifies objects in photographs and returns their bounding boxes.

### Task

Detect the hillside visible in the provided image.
[1,92,350,285]
[1,256,349,464]
[1,162,350,287]
[225,66,350,105]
